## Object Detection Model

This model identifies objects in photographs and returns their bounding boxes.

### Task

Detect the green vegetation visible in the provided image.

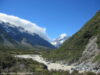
[0,46,49,55]
[0,52,47,73]
[42,11,100,63]
[0,12,100,75]
[0,53,16,72]
[94,53,100,62]
[0,47,99,75]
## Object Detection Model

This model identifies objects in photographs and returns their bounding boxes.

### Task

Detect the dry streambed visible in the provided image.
[15,55,74,72]
[15,55,100,74]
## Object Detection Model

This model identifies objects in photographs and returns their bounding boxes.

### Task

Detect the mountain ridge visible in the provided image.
[0,20,55,49]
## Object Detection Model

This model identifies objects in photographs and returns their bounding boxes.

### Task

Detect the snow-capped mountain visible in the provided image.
[51,33,69,48]
[0,13,49,40]
[0,13,55,49]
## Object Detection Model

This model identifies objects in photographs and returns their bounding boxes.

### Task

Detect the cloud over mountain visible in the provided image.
[0,13,49,41]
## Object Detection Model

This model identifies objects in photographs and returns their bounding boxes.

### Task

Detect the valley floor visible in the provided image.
[15,54,100,74]
[16,55,74,72]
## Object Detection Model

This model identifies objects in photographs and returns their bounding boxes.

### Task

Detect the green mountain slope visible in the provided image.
[0,25,19,49]
[42,11,100,63]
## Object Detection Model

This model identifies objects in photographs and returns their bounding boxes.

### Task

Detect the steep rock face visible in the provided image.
[74,37,100,73]
[79,36,99,63]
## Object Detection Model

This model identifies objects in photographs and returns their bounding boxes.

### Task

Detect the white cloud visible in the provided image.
[0,13,49,41]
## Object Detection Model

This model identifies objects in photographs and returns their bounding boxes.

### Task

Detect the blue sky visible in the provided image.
[0,0,100,39]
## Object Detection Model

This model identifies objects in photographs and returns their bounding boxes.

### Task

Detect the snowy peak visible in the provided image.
[57,33,67,41]
[51,33,68,48]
